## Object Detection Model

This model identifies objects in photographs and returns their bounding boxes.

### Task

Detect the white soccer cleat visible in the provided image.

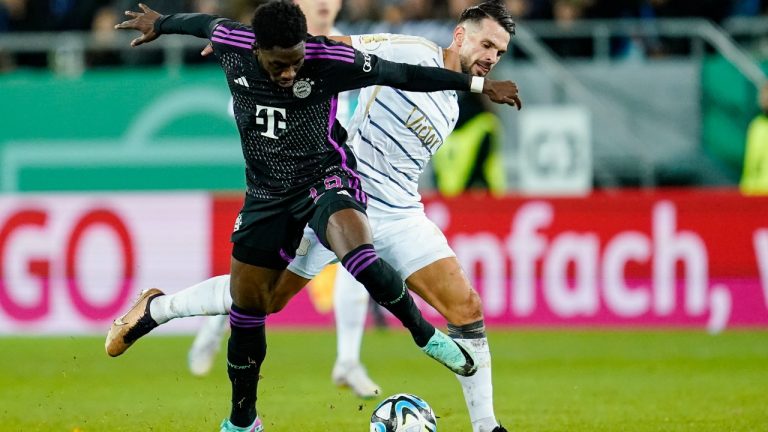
[332,361,382,399]
[188,314,230,377]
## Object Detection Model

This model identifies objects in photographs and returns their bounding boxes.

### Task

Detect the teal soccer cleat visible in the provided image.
[219,417,264,432]
[420,329,478,377]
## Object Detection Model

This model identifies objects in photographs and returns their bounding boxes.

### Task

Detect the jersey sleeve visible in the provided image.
[350,33,439,65]
[209,20,255,55]
[155,14,253,55]
[349,34,395,61]
[313,40,471,95]
[155,13,225,39]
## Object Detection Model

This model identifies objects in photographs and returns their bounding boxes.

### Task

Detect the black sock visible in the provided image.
[227,304,267,427]
[447,320,486,339]
[342,244,435,346]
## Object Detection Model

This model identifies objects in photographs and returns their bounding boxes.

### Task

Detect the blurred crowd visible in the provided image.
[0,0,766,33]
[0,0,767,70]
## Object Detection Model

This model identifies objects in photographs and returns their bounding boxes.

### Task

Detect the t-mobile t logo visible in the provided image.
[254,105,287,139]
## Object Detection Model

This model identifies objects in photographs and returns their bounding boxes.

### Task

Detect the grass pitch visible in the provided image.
[1,329,767,431]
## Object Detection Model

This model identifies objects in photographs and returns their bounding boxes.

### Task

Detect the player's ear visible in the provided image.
[252,42,259,57]
[454,25,465,47]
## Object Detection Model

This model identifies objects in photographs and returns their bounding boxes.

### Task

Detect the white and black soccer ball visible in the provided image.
[370,393,437,432]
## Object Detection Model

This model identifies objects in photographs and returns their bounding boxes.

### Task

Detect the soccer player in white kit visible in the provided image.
[107,2,519,431]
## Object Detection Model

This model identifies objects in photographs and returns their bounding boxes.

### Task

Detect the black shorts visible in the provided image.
[231,172,367,269]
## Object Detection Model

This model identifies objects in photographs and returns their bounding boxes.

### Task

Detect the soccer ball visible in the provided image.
[369,393,437,432]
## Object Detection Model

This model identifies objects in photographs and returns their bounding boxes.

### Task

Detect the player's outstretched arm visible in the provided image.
[353,57,522,110]
[115,3,222,47]
[396,63,522,110]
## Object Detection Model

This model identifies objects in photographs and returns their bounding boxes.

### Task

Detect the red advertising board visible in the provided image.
[212,189,768,330]
[0,194,212,334]
[3,190,765,334]
[420,189,768,330]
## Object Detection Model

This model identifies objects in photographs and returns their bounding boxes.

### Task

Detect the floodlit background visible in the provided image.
[0,1,767,431]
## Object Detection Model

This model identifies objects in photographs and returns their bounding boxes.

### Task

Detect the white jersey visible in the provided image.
[348,34,459,212]
[288,34,461,280]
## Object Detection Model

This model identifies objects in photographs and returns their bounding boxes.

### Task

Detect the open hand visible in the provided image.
[482,80,523,110]
[114,3,162,47]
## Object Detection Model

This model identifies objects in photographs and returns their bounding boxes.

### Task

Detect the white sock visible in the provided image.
[333,265,369,364]
[454,336,499,432]
[149,275,232,325]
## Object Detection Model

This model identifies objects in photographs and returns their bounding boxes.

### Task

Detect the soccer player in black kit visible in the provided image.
[115,2,521,431]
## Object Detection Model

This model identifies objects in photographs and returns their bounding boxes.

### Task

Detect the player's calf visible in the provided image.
[226,305,266,428]
[340,245,477,376]
[341,244,434,346]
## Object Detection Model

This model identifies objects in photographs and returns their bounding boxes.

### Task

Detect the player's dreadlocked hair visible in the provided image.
[459,0,516,36]
[251,0,307,49]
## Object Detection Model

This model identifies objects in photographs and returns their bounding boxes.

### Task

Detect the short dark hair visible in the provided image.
[459,0,516,36]
[251,0,307,49]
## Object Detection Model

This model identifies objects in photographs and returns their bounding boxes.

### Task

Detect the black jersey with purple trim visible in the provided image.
[155,14,473,200]
[210,20,370,199]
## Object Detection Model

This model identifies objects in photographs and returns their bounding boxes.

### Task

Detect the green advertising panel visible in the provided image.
[0,67,245,192]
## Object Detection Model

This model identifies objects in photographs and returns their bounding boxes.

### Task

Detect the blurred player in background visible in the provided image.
[740,81,768,195]
[433,90,507,196]
[109,1,520,431]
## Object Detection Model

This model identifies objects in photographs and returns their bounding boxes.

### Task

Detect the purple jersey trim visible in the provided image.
[213,30,254,44]
[304,54,354,63]
[212,37,252,50]
[215,24,255,38]
[327,96,367,204]
[305,42,353,53]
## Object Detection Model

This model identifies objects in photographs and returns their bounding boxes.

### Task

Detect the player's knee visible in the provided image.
[324,208,371,254]
[267,297,290,314]
[466,289,484,320]
[230,280,272,314]
[446,288,484,325]
[233,299,267,315]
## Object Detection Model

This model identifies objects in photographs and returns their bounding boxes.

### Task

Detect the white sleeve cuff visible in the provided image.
[470,76,484,93]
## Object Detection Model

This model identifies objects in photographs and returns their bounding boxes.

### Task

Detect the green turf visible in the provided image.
[1,330,767,431]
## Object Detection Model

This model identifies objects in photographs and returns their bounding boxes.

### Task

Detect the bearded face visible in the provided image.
[456,18,510,77]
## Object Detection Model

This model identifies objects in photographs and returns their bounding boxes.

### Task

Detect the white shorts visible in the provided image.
[287,207,455,280]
